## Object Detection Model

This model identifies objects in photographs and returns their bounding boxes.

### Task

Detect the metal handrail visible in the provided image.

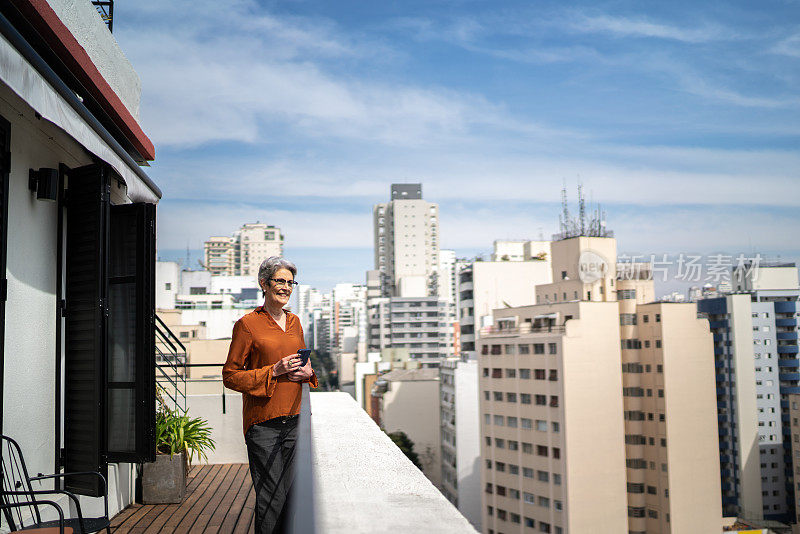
[154,315,187,414]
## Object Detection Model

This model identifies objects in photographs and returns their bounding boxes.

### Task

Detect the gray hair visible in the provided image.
[258,256,297,287]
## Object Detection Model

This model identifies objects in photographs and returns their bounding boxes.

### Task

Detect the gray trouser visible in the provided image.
[245,416,298,534]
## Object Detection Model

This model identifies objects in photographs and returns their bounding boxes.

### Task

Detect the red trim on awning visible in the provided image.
[10,0,155,161]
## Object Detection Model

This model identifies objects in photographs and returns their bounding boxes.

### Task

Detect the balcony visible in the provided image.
[109,386,477,533]
[480,324,566,337]
[777,345,799,355]
[774,301,797,313]
[778,332,799,341]
[776,318,798,328]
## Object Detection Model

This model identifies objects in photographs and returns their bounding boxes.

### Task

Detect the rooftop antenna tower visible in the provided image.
[560,183,570,237]
[577,182,586,236]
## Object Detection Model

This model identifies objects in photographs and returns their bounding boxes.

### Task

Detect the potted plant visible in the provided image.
[141,392,216,504]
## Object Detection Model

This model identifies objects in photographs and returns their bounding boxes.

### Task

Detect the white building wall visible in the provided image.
[178,308,252,340]
[453,361,481,530]
[179,270,212,295]
[155,261,179,309]
[0,82,137,522]
[210,275,259,294]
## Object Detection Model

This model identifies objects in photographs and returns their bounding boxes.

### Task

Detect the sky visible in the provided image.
[114,0,800,292]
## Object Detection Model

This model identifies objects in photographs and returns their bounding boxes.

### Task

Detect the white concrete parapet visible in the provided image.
[310,392,477,533]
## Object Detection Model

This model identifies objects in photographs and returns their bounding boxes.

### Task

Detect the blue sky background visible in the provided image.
[115,0,800,292]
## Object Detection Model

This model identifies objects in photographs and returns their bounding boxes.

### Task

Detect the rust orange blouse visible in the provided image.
[222,307,318,434]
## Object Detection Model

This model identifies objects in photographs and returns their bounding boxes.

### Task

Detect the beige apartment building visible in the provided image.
[478,235,721,533]
[203,222,283,276]
[372,367,443,488]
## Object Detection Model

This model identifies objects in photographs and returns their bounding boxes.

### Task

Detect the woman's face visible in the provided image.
[262,267,294,310]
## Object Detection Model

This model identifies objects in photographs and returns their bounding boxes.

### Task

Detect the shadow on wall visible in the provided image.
[460,455,482,530]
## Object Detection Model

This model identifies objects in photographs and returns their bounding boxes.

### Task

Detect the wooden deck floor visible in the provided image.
[110,464,254,533]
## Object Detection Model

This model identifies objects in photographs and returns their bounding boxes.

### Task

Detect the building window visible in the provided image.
[523,467,534,478]
[534,343,545,354]
[548,343,557,354]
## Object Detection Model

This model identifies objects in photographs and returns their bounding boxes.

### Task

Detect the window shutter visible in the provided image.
[64,163,110,496]
[0,115,10,436]
[107,202,156,462]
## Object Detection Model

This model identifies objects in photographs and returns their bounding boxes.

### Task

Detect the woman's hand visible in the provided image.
[288,358,313,382]
[272,354,302,376]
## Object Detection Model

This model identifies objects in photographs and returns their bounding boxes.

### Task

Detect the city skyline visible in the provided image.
[114,0,800,293]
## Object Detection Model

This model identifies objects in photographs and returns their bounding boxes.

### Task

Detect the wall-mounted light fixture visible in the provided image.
[28,168,59,201]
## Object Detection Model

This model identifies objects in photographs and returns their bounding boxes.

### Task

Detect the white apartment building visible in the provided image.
[438,249,458,304]
[698,263,800,522]
[155,261,263,339]
[459,245,552,360]
[367,296,454,365]
[373,183,439,298]
[440,359,482,530]
[203,222,283,276]
[367,184,454,365]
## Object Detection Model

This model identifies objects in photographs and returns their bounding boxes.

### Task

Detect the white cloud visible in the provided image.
[567,14,732,43]
[771,33,800,58]
[118,5,559,149]
[157,201,371,250]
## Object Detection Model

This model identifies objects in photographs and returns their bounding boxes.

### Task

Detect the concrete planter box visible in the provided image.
[142,452,187,504]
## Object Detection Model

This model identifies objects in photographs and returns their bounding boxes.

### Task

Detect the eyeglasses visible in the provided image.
[269,278,298,288]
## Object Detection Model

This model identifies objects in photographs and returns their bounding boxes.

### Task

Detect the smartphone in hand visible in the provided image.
[297,349,312,367]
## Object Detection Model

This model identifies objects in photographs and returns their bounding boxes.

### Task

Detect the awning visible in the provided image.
[0,31,159,203]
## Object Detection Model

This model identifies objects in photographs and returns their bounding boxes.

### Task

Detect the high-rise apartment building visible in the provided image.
[367,184,454,364]
[203,222,283,276]
[479,235,721,534]
[697,262,800,522]
[367,296,454,364]
[373,184,439,298]
[459,242,552,360]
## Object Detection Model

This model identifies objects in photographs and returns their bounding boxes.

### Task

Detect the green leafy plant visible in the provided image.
[155,386,216,463]
[385,430,421,469]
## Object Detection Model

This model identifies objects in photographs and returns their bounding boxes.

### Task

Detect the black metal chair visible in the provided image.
[1,499,73,533]
[1,435,110,533]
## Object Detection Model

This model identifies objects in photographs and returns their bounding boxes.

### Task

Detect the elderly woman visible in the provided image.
[223,256,316,534]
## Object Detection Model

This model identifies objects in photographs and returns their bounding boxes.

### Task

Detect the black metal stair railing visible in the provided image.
[155,314,187,415]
